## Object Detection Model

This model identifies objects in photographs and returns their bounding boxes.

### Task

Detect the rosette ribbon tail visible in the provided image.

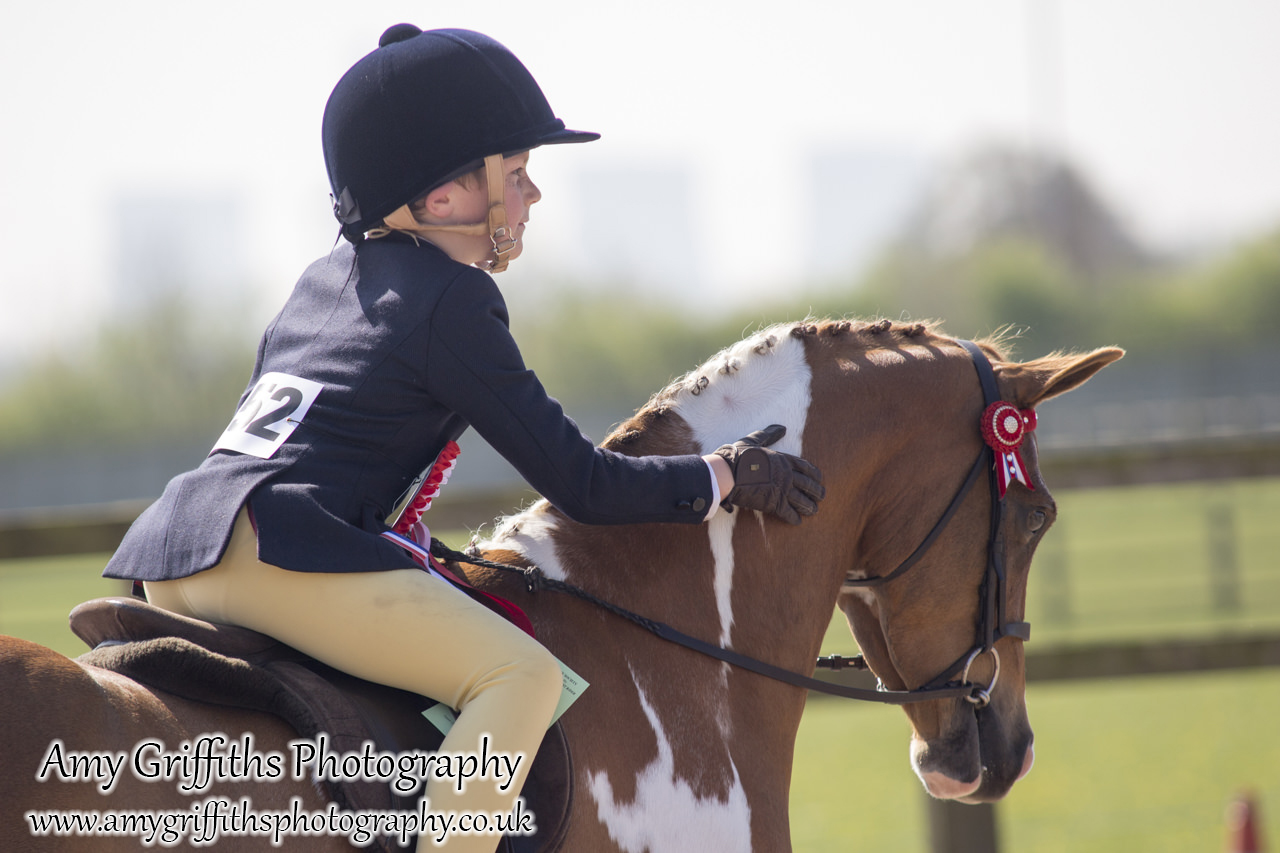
[980,402,1037,499]
[995,446,1032,498]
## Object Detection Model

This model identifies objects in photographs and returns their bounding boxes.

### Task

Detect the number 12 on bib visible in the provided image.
[211,372,324,459]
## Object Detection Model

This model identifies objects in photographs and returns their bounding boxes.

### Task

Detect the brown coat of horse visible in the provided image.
[1,320,1121,851]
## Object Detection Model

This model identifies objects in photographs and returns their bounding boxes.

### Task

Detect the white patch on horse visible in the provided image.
[706,513,736,737]
[841,584,877,609]
[672,326,813,457]
[841,567,879,608]
[478,501,568,580]
[589,676,752,853]
[670,326,814,653]
[706,511,737,649]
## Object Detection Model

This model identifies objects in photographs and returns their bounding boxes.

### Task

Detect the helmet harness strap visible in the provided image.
[479,153,516,272]
[371,154,515,273]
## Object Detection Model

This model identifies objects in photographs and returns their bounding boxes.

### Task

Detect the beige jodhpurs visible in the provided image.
[145,509,561,852]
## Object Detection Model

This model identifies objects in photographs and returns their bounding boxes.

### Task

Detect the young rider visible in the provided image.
[105,25,824,851]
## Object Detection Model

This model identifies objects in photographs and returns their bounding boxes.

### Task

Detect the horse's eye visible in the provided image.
[1028,509,1047,533]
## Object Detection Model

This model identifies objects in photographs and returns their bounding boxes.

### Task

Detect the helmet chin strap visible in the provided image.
[378,154,516,272]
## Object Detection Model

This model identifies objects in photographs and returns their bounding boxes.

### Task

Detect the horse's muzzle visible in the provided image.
[910,699,1034,802]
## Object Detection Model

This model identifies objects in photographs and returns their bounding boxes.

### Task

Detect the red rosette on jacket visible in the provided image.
[980,402,1037,498]
[393,441,461,535]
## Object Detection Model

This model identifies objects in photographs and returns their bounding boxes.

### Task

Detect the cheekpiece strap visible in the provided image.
[958,340,1037,498]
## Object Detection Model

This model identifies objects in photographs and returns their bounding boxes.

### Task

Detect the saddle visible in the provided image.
[69,597,573,853]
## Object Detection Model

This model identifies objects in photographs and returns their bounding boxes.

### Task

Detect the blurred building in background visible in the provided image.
[109,191,251,316]
[802,146,929,283]
[567,162,704,296]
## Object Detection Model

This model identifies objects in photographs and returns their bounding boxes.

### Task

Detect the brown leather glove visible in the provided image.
[713,424,825,524]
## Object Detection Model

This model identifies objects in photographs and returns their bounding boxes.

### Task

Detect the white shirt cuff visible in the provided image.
[702,457,722,522]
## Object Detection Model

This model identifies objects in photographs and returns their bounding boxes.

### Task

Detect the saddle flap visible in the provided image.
[69,597,282,659]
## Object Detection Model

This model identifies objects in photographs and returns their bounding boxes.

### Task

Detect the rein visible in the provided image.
[432,339,1030,707]
[428,539,971,705]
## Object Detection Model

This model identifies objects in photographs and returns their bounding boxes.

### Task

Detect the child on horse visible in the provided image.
[105,25,824,851]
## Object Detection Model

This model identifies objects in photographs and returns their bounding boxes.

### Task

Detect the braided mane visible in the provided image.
[602,318,987,455]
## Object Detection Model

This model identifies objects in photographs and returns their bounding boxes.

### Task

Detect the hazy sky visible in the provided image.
[3,0,1279,364]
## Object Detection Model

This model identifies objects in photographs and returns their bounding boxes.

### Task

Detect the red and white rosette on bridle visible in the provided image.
[980,402,1037,498]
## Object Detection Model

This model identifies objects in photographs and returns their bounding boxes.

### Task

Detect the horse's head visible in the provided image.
[795,324,1123,802]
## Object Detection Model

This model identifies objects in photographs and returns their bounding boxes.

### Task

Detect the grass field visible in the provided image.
[791,668,1280,852]
[3,477,1279,851]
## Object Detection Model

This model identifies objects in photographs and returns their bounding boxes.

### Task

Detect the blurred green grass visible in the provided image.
[791,669,1280,853]
[0,552,127,654]
[3,480,1278,851]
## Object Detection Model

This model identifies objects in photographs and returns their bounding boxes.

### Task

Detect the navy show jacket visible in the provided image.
[105,237,713,582]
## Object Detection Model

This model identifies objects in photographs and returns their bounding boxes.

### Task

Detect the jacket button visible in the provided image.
[692,497,706,512]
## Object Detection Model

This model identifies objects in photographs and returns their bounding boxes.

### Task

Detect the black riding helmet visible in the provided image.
[323,24,599,243]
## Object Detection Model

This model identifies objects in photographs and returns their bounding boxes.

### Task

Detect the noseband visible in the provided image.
[433,339,1032,707]
[835,340,1032,707]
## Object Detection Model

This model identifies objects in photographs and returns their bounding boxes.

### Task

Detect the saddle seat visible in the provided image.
[68,596,572,853]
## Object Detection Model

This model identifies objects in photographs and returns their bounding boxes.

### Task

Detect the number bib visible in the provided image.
[211,372,324,459]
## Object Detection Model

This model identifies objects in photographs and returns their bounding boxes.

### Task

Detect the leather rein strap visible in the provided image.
[432,339,1026,706]
[432,536,967,706]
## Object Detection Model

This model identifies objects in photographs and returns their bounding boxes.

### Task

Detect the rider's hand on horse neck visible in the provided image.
[713,424,826,524]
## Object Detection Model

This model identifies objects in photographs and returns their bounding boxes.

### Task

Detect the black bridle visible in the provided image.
[833,340,1031,707]
[432,339,1030,707]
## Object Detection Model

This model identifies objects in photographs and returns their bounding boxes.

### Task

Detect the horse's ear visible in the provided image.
[1001,347,1125,408]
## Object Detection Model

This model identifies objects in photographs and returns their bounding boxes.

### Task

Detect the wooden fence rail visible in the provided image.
[3,432,1277,561]
[0,488,537,562]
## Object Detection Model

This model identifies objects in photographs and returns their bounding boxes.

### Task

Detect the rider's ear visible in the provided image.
[415,181,471,224]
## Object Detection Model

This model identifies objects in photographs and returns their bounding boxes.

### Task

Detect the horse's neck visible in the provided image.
[481,474,841,687]
[478,323,843,685]
[479,503,819,849]
[478,488,842,724]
